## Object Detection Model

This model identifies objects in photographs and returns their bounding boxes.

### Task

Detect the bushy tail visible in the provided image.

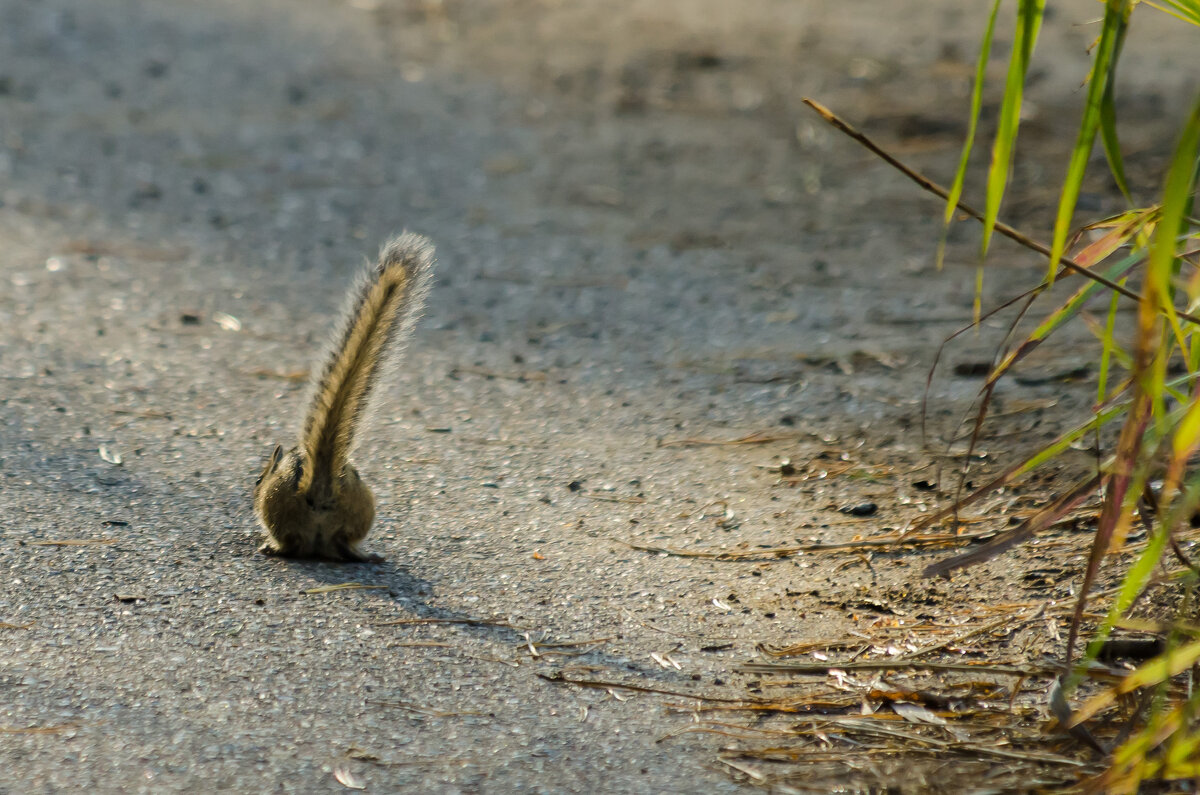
[298,233,434,497]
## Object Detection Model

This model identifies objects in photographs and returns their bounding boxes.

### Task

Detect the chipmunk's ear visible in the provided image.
[256,445,284,485]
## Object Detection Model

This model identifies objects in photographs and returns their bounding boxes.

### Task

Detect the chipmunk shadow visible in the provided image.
[255,539,433,601]
[263,534,731,696]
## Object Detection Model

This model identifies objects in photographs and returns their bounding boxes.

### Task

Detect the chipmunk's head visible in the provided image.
[254,444,284,498]
[253,444,310,546]
[254,444,305,501]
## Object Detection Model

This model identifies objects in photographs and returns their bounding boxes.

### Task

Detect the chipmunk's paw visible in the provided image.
[335,541,384,564]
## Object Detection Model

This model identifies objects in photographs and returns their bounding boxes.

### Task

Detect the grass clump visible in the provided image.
[930,1,1200,788]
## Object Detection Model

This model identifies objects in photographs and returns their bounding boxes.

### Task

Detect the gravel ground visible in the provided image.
[1,1,1196,792]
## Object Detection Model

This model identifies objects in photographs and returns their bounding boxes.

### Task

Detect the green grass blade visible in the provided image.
[913,399,1130,536]
[1070,394,1155,663]
[1014,407,1123,475]
[916,367,1200,539]
[1147,96,1200,438]
[1076,465,1200,692]
[1070,94,1200,670]
[1098,286,1120,404]
[1176,398,1200,459]
[1046,0,1132,281]
[938,0,1002,270]
[1073,637,1200,724]
[1146,93,1200,332]
[1022,251,1141,344]
[1143,0,1200,25]
[984,249,1143,385]
[981,0,1045,259]
[1099,15,1133,203]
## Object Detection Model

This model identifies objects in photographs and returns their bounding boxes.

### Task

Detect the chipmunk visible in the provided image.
[254,233,434,562]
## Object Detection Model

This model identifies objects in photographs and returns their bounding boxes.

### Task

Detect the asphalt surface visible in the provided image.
[1,1,1195,792]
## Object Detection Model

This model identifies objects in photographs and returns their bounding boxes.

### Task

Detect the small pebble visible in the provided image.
[839,502,877,516]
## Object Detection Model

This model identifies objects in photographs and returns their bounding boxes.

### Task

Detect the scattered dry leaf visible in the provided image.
[301,583,389,595]
[333,764,366,790]
[212,311,242,331]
